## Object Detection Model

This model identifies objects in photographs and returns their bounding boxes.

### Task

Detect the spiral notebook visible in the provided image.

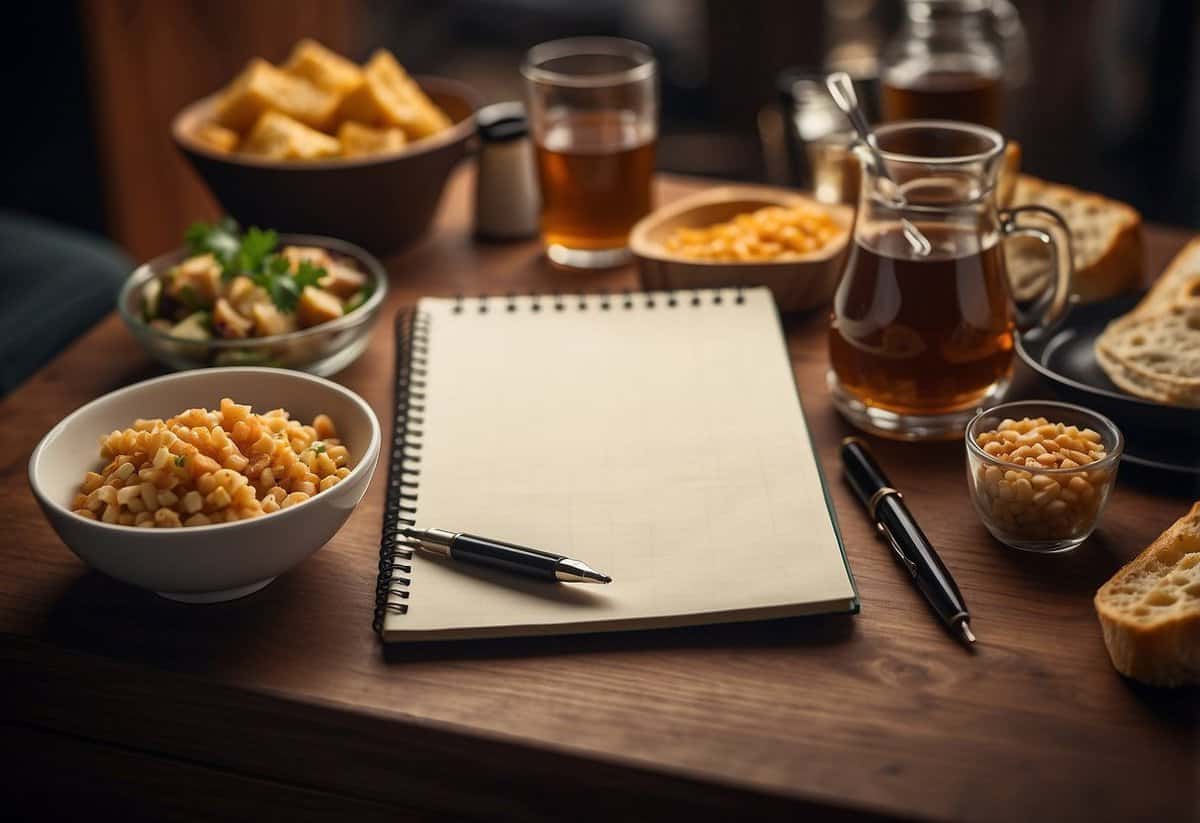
[374,287,857,641]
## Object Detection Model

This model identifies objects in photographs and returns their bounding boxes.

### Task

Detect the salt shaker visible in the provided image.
[473,101,540,240]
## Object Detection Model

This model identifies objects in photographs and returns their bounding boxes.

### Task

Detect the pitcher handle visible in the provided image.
[999,205,1074,336]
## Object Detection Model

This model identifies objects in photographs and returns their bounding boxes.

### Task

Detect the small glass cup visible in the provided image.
[965,401,1123,554]
[522,37,658,269]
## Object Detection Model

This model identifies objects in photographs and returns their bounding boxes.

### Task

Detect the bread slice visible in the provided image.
[1094,341,1192,406]
[1095,303,1200,405]
[1094,239,1200,406]
[1005,175,1143,303]
[1129,236,1200,319]
[1095,502,1200,686]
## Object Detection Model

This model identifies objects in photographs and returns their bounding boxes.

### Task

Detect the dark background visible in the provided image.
[4,0,1197,257]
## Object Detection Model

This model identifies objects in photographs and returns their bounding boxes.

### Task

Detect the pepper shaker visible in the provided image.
[473,101,540,241]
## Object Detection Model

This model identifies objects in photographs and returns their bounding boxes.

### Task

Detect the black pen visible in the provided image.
[840,437,975,646]
[401,527,612,584]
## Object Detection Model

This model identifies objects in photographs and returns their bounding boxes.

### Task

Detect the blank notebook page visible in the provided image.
[380,287,857,641]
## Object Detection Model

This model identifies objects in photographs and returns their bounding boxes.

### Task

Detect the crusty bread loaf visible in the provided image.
[1006,175,1143,303]
[1095,502,1200,686]
[1094,239,1200,407]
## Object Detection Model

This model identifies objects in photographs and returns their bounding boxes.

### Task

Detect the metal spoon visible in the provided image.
[825,72,932,257]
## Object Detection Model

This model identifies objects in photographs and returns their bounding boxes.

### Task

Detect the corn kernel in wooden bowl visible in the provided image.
[71,398,353,528]
[965,404,1123,553]
[663,204,842,262]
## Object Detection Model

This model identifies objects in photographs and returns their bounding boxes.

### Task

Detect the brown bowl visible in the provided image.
[171,77,479,255]
[631,185,853,312]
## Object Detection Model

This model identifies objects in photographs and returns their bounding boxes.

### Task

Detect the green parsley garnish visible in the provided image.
[174,455,187,467]
[232,226,279,281]
[185,218,240,272]
[182,219,326,314]
[263,258,325,313]
[311,442,326,454]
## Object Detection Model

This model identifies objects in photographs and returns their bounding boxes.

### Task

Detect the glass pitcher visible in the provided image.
[828,120,1071,440]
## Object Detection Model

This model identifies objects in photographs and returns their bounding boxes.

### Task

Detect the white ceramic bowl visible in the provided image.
[29,368,381,602]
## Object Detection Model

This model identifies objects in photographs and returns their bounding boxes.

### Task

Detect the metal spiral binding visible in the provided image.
[373,308,429,634]
[373,288,748,633]
[466,289,749,313]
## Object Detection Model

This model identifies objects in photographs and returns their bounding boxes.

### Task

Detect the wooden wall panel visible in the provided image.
[81,0,364,260]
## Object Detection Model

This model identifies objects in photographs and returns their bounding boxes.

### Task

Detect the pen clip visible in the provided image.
[876,521,918,576]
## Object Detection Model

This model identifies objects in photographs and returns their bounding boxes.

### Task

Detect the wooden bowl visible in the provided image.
[631,185,853,312]
[171,77,479,256]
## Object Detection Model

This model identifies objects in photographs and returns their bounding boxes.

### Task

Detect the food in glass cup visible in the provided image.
[523,37,658,269]
[964,402,1123,554]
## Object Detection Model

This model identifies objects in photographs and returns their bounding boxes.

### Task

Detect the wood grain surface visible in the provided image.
[1,171,1197,822]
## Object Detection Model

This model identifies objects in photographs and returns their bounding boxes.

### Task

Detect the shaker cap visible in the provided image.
[477,101,528,142]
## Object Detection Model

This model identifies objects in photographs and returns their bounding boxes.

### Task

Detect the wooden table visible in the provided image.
[3,170,1197,822]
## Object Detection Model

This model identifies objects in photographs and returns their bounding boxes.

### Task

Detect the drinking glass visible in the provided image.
[522,37,658,269]
[828,120,1073,440]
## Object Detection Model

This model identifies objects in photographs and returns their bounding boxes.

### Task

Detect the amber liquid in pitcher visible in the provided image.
[829,224,1014,414]
[534,110,655,251]
[881,70,1003,128]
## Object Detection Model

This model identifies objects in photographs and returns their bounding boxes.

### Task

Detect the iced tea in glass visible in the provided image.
[523,38,658,269]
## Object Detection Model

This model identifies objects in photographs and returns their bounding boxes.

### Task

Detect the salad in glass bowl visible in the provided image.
[120,220,386,376]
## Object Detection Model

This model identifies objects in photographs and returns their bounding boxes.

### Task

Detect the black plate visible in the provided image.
[1015,293,1200,476]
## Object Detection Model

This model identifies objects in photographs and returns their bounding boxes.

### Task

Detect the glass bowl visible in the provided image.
[965,400,1124,554]
[118,234,387,377]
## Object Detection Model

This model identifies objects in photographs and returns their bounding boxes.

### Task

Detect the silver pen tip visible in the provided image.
[959,620,976,644]
[555,558,612,584]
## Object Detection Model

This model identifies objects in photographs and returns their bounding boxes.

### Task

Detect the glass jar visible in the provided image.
[778,71,859,204]
[880,0,1008,128]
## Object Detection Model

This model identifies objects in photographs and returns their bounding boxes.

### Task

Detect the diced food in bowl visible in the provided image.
[193,39,452,161]
[72,398,354,528]
[141,219,371,342]
[664,204,842,262]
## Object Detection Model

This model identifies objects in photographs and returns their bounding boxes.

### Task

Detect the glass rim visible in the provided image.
[521,37,656,88]
[964,400,1125,474]
[872,119,1005,167]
